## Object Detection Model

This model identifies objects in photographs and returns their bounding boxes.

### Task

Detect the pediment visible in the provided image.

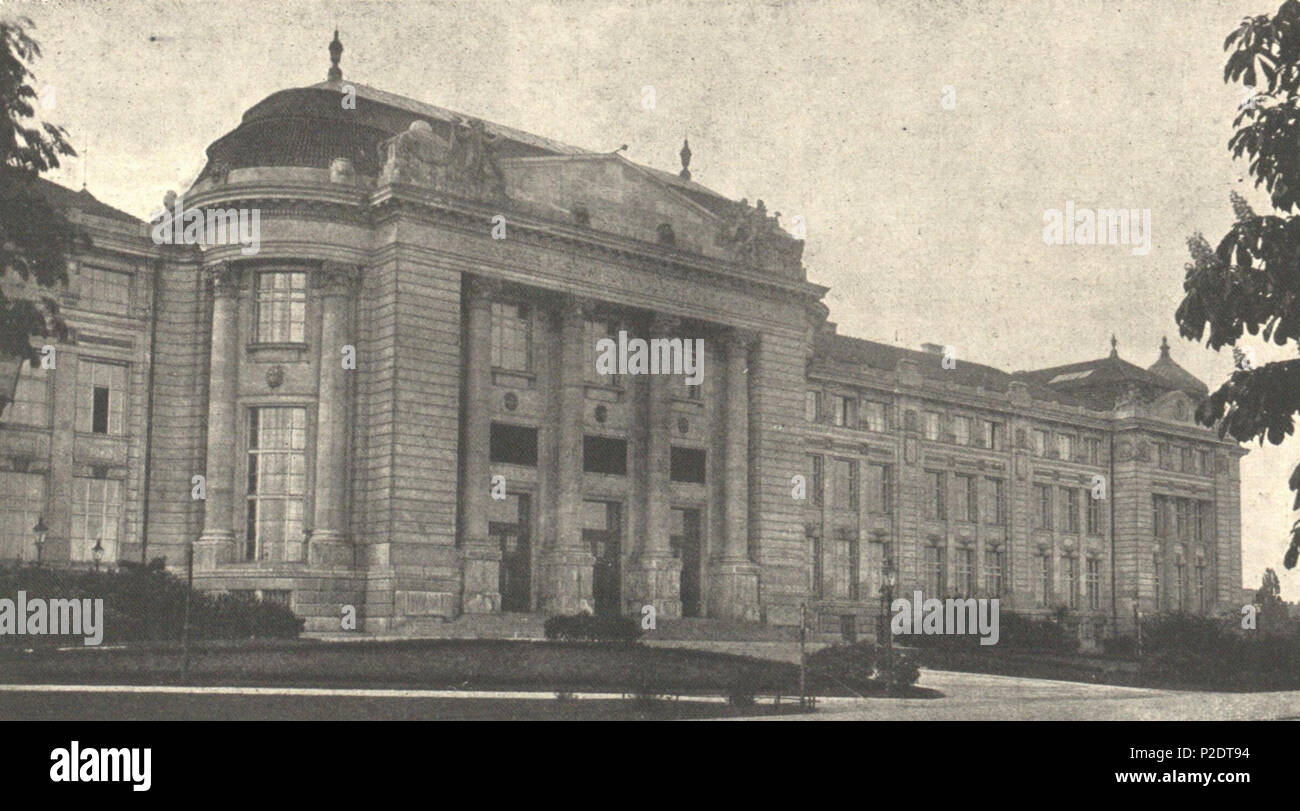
[502,155,723,256]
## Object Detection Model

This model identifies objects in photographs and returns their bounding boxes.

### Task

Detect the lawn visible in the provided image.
[0,638,938,699]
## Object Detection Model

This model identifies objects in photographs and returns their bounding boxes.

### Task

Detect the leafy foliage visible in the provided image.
[0,559,304,645]
[0,17,79,365]
[542,611,642,644]
[1177,0,1300,567]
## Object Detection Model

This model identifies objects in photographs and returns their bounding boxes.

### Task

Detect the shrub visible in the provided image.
[806,641,876,691]
[0,560,303,645]
[543,611,641,644]
[877,650,921,693]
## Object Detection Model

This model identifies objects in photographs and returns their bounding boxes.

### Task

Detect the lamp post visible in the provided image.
[32,517,47,564]
[880,564,897,668]
[92,538,104,572]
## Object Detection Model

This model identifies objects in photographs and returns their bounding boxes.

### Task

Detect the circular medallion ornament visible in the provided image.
[594,404,608,424]
[266,365,285,389]
[677,417,689,435]
[503,392,518,411]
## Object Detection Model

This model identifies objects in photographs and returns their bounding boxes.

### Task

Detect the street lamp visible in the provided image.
[880,565,897,660]
[32,517,47,564]
[92,538,104,571]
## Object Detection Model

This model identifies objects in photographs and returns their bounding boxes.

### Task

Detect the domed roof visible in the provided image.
[1147,336,1209,397]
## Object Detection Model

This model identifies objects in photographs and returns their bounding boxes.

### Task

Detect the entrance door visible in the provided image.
[583,500,622,616]
[672,507,702,617]
[489,493,531,613]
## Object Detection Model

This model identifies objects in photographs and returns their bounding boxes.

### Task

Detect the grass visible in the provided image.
[0,638,938,699]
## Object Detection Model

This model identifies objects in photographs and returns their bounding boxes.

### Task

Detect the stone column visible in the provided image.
[309,262,357,567]
[710,328,760,620]
[626,313,682,618]
[541,297,594,614]
[195,262,241,569]
[460,276,502,613]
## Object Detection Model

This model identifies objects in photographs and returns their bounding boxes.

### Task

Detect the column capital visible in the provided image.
[313,262,359,297]
[205,262,243,298]
[725,327,758,351]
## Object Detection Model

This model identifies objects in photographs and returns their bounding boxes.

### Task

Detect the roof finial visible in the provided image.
[679,137,692,181]
[328,29,343,82]
[1159,335,1171,359]
[1110,334,1118,358]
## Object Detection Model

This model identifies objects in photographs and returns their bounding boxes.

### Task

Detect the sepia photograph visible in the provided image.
[0,0,1295,791]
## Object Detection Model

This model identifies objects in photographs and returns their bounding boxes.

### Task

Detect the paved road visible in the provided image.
[1,672,1297,720]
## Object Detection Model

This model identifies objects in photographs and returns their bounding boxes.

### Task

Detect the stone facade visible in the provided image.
[0,62,1244,640]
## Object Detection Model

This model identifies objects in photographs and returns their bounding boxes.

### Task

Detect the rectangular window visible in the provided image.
[1034,484,1051,530]
[923,411,941,441]
[82,267,131,315]
[805,391,822,423]
[1086,558,1101,610]
[1037,552,1052,606]
[1197,449,1209,476]
[1153,553,1162,608]
[246,407,307,562]
[72,478,122,563]
[1180,446,1194,473]
[984,548,1004,597]
[490,423,538,466]
[926,470,946,520]
[866,463,891,514]
[87,268,131,314]
[1152,495,1171,538]
[925,546,946,597]
[952,416,972,446]
[984,477,1006,525]
[830,395,853,427]
[955,547,974,596]
[1158,443,1172,471]
[953,474,977,522]
[861,400,889,432]
[76,361,125,435]
[1175,498,1190,541]
[0,472,44,561]
[4,362,49,426]
[1063,556,1078,609]
[1033,429,1049,456]
[982,420,1001,450]
[1175,561,1186,610]
[1196,500,1211,543]
[670,447,707,484]
[1057,434,1075,461]
[491,301,531,372]
[255,271,307,343]
[831,458,858,510]
[1085,437,1101,465]
[1196,563,1207,612]
[1060,487,1079,534]
[807,454,823,506]
[1087,492,1101,535]
[583,435,627,475]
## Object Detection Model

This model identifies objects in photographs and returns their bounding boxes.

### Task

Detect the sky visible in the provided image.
[9,0,1299,598]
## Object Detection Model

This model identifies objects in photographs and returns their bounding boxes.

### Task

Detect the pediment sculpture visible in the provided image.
[378,117,507,201]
